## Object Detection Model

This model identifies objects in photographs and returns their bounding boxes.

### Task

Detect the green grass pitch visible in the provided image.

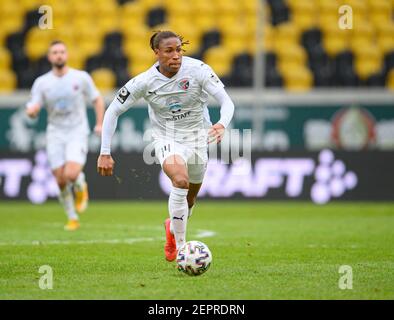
[0,201,393,299]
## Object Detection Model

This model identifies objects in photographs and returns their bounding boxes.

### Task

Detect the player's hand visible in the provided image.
[97,154,115,176]
[94,124,102,136]
[208,123,225,144]
[26,104,40,118]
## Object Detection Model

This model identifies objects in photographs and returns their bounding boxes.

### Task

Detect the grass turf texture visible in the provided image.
[0,201,393,300]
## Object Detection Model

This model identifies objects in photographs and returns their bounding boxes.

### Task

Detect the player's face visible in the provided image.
[48,43,68,69]
[155,37,183,75]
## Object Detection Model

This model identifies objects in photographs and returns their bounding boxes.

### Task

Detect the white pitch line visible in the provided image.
[0,229,217,246]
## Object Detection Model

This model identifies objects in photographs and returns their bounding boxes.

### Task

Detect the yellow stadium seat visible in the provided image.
[168,16,192,32]
[272,23,300,53]
[193,15,217,33]
[67,57,85,70]
[319,13,340,32]
[75,22,103,41]
[222,24,250,55]
[79,40,102,58]
[164,0,193,16]
[277,44,308,67]
[98,16,120,34]
[50,2,70,19]
[280,65,313,92]
[367,0,392,11]
[128,51,157,77]
[121,1,149,24]
[216,0,241,16]
[0,1,24,18]
[351,21,375,38]
[91,68,116,92]
[194,0,216,17]
[287,0,317,11]
[289,0,318,31]
[73,2,94,19]
[344,0,368,15]
[247,23,273,54]
[125,41,152,59]
[140,0,164,10]
[176,28,201,55]
[321,18,350,56]
[19,0,41,10]
[350,37,376,55]
[369,12,392,29]
[0,70,17,93]
[54,27,76,47]
[318,0,341,14]
[1,17,22,36]
[25,28,58,60]
[293,12,318,31]
[377,35,394,53]
[203,46,233,77]
[65,47,85,70]
[242,0,260,14]
[0,48,11,70]
[323,36,349,57]
[244,12,259,34]
[121,18,150,38]
[387,69,394,90]
[289,0,317,29]
[354,46,383,79]
[217,14,243,33]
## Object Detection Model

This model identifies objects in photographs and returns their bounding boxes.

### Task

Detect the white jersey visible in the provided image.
[112,56,226,147]
[27,68,100,134]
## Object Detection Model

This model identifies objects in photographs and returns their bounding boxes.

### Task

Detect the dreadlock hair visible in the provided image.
[149,30,189,52]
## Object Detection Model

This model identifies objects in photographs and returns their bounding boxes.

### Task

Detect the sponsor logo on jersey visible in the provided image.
[170,111,191,121]
[167,97,183,114]
[178,78,190,90]
[116,86,130,104]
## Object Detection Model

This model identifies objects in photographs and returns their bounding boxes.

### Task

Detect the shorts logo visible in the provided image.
[178,79,190,90]
[116,86,130,104]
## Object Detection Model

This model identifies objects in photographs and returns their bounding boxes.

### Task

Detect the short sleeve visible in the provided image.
[200,63,225,96]
[83,71,100,102]
[27,78,44,108]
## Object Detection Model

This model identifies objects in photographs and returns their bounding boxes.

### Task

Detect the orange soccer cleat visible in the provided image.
[64,219,80,231]
[164,218,177,262]
[74,182,89,214]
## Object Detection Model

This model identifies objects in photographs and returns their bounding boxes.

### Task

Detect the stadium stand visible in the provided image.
[0,0,393,92]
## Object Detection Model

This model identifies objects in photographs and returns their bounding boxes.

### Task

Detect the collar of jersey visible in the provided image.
[149,63,187,96]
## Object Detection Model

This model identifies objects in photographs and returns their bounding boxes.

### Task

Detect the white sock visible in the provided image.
[59,184,78,221]
[73,172,86,192]
[168,186,189,249]
[188,205,194,218]
[170,205,195,234]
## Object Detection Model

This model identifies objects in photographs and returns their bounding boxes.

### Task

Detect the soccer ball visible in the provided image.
[176,241,212,276]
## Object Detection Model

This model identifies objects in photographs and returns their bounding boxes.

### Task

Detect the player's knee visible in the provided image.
[64,170,79,183]
[57,178,67,190]
[172,175,189,189]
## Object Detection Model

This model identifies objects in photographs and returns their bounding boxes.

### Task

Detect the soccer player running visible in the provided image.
[97,31,234,261]
[26,41,105,231]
